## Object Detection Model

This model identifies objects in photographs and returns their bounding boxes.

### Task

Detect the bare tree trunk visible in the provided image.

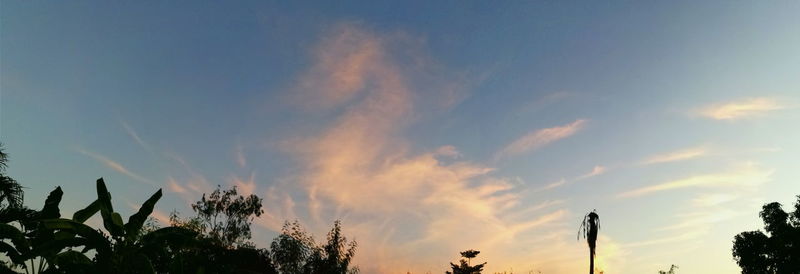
[589,248,595,274]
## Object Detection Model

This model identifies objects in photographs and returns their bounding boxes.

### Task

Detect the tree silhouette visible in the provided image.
[732,195,800,274]
[166,185,275,274]
[578,210,600,274]
[306,220,359,274]
[270,220,359,274]
[446,249,486,274]
[270,220,316,274]
[176,185,265,248]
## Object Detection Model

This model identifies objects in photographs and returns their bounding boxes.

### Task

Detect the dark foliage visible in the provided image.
[732,196,800,274]
[305,220,358,274]
[446,249,486,274]
[270,220,359,274]
[185,185,264,248]
[0,145,24,214]
[0,144,359,274]
[161,185,274,273]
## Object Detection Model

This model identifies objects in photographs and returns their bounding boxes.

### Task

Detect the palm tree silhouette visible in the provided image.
[0,145,24,210]
[578,210,600,274]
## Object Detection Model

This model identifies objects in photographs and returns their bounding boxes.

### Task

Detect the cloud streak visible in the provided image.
[121,121,154,154]
[697,97,784,120]
[76,148,160,187]
[576,165,607,180]
[617,163,773,198]
[641,146,708,165]
[495,119,587,160]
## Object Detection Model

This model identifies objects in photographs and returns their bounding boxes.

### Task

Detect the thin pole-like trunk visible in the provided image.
[589,248,594,274]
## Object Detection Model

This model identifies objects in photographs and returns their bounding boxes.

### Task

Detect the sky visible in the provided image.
[2,1,800,273]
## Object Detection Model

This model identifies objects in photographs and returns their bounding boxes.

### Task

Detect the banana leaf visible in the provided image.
[125,189,162,238]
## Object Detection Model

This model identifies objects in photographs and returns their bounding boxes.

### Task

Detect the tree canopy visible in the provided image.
[732,196,800,274]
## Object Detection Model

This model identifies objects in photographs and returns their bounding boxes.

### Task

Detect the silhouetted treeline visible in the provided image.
[0,145,358,274]
[4,143,800,274]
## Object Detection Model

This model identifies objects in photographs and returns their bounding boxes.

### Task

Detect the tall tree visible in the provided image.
[306,220,358,274]
[270,220,316,274]
[168,185,275,274]
[177,185,264,248]
[732,195,800,274]
[445,249,486,274]
[270,220,359,274]
[579,210,600,274]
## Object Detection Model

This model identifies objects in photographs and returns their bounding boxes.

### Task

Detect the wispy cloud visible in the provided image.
[697,97,784,120]
[531,165,606,193]
[495,119,587,160]
[624,230,707,248]
[641,146,708,165]
[231,172,257,197]
[162,151,213,195]
[618,163,773,198]
[234,145,247,168]
[692,193,739,207]
[274,23,566,273]
[576,165,607,180]
[166,177,187,193]
[75,148,160,187]
[657,209,740,231]
[121,121,154,153]
[515,91,574,114]
[537,178,567,191]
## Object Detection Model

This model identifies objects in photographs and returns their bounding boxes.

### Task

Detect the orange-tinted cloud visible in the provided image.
[166,177,187,193]
[697,97,784,120]
[495,119,587,160]
[231,172,257,197]
[271,23,568,273]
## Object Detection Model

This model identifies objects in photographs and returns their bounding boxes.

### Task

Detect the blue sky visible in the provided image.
[2,1,800,273]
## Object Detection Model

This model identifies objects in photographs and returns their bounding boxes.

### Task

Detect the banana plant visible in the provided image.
[2,178,198,274]
[40,178,199,273]
[0,186,67,274]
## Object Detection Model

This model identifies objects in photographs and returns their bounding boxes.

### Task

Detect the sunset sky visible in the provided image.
[2,1,800,273]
